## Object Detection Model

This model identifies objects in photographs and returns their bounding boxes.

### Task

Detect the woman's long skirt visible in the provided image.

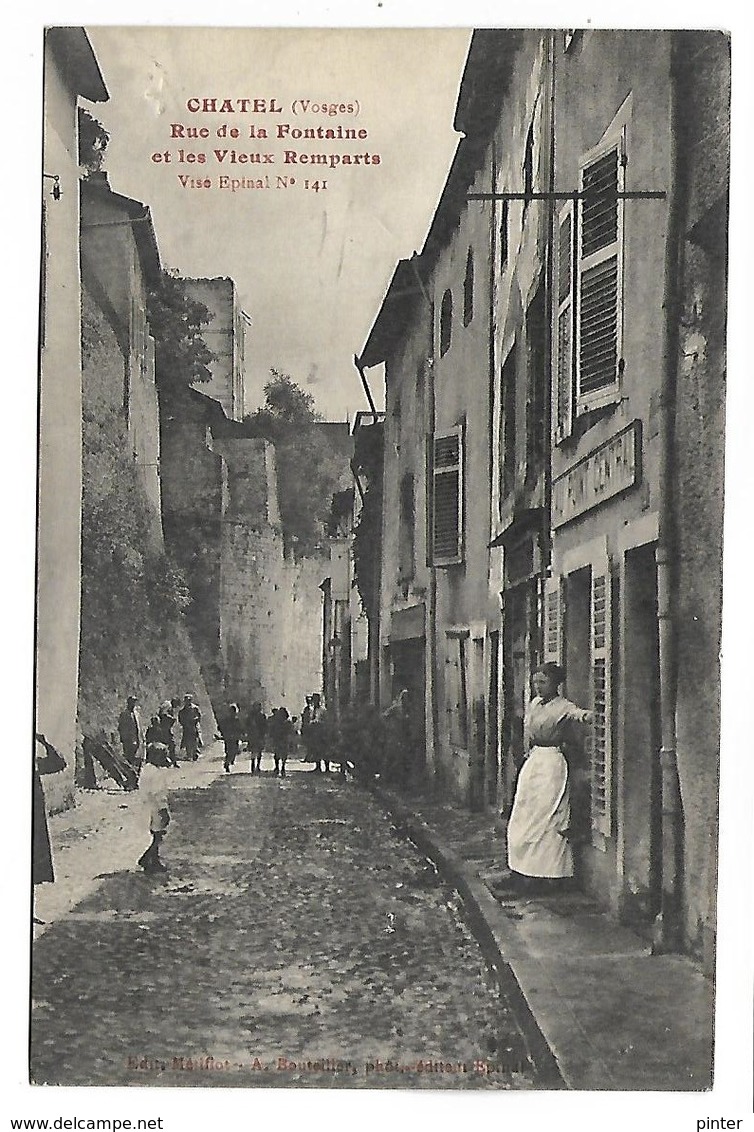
[506,746,573,878]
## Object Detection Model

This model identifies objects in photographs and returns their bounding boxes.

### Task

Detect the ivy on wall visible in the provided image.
[78,297,210,742]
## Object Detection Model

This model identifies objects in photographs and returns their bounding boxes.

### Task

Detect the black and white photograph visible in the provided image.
[5,5,752,1128]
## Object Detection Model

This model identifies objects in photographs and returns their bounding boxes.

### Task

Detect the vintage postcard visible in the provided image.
[8,7,752,1128]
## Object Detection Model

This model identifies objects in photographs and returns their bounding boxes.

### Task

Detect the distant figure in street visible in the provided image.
[33,734,66,895]
[268,707,293,777]
[246,701,267,774]
[506,663,593,889]
[117,696,142,772]
[137,743,172,874]
[145,714,163,755]
[300,694,313,760]
[382,688,410,785]
[307,693,329,773]
[157,701,179,767]
[219,702,244,773]
[178,694,202,762]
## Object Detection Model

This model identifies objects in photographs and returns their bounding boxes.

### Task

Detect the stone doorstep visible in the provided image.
[372,783,713,1092]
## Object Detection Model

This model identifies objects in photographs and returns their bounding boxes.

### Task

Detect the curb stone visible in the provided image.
[370,781,566,1089]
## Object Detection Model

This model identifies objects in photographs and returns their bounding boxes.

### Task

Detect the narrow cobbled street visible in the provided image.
[31,759,540,1090]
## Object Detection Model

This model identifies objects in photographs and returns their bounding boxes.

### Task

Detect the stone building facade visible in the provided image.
[37,29,108,810]
[161,392,343,720]
[360,29,728,966]
[185,277,250,422]
[80,173,162,533]
[217,437,327,716]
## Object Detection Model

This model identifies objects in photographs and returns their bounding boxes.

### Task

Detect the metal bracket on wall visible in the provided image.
[467,190,666,202]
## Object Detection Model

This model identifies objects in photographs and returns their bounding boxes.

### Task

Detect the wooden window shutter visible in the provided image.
[543,575,563,666]
[554,202,575,442]
[431,427,463,566]
[590,558,613,839]
[576,131,625,411]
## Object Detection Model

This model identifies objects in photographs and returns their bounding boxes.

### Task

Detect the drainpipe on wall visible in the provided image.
[541,29,557,591]
[653,33,687,954]
[407,256,439,792]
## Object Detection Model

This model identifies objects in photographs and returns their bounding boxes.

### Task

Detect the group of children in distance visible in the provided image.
[216,693,329,777]
[135,691,334,874]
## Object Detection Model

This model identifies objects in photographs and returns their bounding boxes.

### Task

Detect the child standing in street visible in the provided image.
[137,744,172,874]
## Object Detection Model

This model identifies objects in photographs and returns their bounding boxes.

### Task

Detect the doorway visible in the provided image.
[501,580,537,814]
[622,542,662,921]
[391,638,426,778]
[564,566,592,864]
[487,630,500,806]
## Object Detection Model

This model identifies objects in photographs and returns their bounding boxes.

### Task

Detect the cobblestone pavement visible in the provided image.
[30,764,541,1090]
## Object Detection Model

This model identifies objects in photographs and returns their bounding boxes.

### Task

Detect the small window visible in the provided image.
[463,248,474,326]
[499,199,509,273]
[439,289,453,356]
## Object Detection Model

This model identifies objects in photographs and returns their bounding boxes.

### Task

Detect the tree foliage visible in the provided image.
[147,269,215,395]
[78,108,110,175]
[81,309,192,626]
[244,370,346,557]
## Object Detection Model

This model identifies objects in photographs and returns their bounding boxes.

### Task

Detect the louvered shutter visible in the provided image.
[554,202,575,442]
[543,575,563,666]
[577,133,625,410]
[590,558,613,838]
[431,427,463,565]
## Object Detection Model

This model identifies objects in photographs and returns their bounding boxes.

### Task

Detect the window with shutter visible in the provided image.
[577,132,625,411]
[554,202,575,442]
[431,427,463,566]
[590,559,613,839]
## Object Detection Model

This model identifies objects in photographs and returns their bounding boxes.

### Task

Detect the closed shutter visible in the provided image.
[554,202,575,442]
[590,558,613,838]
[543,575,563,666]
[577,133,625,411]
[431,427,463,565]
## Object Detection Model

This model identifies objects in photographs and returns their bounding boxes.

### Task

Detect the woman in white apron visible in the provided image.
[507,663,592,885]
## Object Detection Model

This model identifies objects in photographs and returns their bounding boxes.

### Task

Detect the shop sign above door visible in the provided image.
[552,420,641,527]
